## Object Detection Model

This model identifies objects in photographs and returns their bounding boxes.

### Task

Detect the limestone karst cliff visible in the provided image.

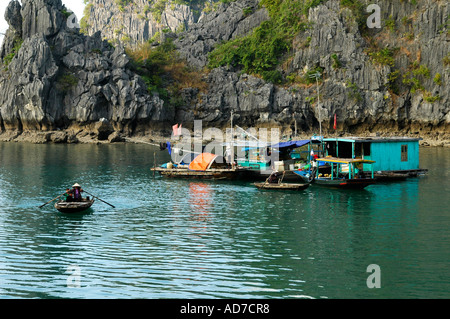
[81,0,203,46]
[0,0,449,144]
[0,0,172,143]
[190,0,448,134]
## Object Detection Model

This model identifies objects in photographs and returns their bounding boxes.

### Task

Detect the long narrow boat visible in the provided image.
[312,177,375,189]
[254,182,310,191]
[54,199,95,213]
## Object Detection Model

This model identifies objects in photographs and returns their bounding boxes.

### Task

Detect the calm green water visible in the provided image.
[0,142,448,299]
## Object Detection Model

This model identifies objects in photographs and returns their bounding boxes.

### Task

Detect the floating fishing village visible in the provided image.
[150,122,427,193]
[0,0,449,302]
[34,119,429,213]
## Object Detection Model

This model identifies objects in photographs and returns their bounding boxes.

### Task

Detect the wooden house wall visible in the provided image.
[363,141,419,171]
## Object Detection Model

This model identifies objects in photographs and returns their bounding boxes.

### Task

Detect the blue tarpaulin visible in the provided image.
[241,140,310,152]
[270,140,310,149]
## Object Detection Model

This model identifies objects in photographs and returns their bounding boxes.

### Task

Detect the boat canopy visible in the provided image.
[242,140,310,152]
[270,140,310,149]
[188,153,227,171]
[313,157,376,180]
[316,157,375,164]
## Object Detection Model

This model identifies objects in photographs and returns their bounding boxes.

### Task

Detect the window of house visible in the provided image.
[363,143,371,156]
[401,145,408,162]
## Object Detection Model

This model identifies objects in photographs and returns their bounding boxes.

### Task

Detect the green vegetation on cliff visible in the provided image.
[3,38,23,66]
[79,0,447,112]
[80,1,93,34]
[126,39,207,106]
[207,0,375,83]
[208,0,326,83]
[115,0,134,12]
[340,0,367,32]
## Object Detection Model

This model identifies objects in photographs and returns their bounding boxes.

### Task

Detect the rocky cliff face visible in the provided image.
[1,0,449,144]
[81,0,205,46]
[0,0,170,142]
[174,0,270,69]
[173,0,449,137]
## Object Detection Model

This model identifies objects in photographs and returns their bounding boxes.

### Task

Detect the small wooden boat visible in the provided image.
[254,170,310,191]
[54,198,94,213]
[254,182,310,191]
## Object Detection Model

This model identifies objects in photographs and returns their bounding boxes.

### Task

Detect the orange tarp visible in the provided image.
[188,153,218,171]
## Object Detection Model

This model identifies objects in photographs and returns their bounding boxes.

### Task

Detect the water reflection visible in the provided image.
[188,182,212,218]
[0,143,448,298]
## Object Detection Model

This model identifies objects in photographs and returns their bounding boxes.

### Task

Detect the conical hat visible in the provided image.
[72,183,81,188]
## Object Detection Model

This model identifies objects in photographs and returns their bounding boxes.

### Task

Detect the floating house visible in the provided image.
[321,137,427,177]
[236,140,311,180]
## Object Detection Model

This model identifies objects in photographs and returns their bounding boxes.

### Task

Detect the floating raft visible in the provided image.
[150,167,249,179]
[151,167,250,180]
[152,152,253,180]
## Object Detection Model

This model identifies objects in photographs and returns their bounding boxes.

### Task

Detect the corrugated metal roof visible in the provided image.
[323,137,422,143]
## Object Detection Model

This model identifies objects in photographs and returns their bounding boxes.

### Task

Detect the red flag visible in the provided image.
[333,114,337,130]
[172,124,179,136]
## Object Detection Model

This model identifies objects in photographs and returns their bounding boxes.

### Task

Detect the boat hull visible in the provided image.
[54,199,94,213]
[313,178,375,189]
[374,172,409,181]
[254,182,310,191]
[374,169,428,181]
[293,170,375,189]
[246,169,303,182]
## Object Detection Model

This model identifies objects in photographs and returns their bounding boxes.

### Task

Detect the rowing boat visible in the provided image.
[54,199,95,213]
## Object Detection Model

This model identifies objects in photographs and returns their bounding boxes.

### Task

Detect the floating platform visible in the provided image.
[151,167,250,180]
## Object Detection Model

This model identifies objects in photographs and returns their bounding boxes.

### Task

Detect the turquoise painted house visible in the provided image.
[321,137,425,174]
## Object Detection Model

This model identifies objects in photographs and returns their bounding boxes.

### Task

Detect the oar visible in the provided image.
[278,171,286,184]
[84,190,115,208]
[39,194,63,208]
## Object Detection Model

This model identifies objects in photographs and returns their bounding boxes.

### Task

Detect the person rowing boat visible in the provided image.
[71,183,84,202]
[39,184,115,212]
[267,171,280,184]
